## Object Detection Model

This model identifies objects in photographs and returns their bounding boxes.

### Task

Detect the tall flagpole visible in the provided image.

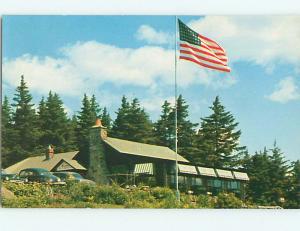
[174,15,180,202]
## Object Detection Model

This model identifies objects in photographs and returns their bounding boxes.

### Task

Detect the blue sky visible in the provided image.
[2,15,300,161]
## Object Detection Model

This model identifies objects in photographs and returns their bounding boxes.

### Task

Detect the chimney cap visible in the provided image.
[92,118,107,128]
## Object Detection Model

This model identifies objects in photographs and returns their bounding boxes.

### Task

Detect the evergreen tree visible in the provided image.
[76,94,94,166]
[37,97,47,129]
[11,75,39,159]
[90,94,102,124]
[111,96,131,139]
[154,100,173,147]
[37,91,76,153]
[169,95,198,160]
[196,96,245,167]
[111,96,155,143]
[101,107,112,130]
[244,148,272,204]
[286,160,300,208]
[267,142,289,204]
[1,96,17,167]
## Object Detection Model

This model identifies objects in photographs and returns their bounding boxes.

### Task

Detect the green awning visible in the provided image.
[178,164,198,175]
[233,171,249,181]
[134,163,154,175]
[215,169,234,179]
[198,167,217,177]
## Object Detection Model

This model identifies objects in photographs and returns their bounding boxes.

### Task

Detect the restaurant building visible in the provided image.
[5,119,249,197]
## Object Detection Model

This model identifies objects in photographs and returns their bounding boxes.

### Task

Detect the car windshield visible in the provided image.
[71,173,83,179]
[53,173,67,179]
[36,169,51,175]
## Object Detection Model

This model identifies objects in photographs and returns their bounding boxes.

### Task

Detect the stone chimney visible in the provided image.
[92,118,108,140]
[45,145,54,160]
[87,119,110,184]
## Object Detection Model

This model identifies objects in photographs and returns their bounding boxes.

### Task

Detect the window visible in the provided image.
[178,176,185,184]
[207,179,214,187]
[191,177,202,186]
[213,179,222,188]
[230,181,238,189]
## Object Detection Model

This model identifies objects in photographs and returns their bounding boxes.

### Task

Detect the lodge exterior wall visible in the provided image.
[87,124,110,184]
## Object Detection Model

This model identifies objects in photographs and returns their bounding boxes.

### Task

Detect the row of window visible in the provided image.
[173,176,241,190]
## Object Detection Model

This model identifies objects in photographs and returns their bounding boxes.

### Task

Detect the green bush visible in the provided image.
[94,185,128,205]
[195,194,215,208]
[151,187,176,200]
[130,188,155,202]
[215,192,244,208]
[2,182,248,208]
[68,183,97,202]
[2,196,48,208]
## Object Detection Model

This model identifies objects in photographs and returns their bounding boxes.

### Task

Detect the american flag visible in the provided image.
[178,19,230,73]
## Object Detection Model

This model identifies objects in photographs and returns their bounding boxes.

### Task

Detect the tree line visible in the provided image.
[1,76,299,208]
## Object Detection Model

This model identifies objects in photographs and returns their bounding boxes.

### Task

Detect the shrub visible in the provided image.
[130,188,155,202]
[151,187,176,200]
[94,185,128,205]
[69,183,97,202]
[195,194,215,208]
[2,196,47,208]
[215,193,244,208]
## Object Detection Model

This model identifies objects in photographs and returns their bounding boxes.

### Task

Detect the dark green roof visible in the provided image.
[104,137,189,163]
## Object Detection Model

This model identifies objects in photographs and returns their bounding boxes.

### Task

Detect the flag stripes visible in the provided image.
[178,19,230,73]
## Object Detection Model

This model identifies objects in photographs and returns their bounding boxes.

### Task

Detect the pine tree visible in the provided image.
[101,107,112,130]
[111,96,155,143]
[286,160,300,208]
[1,96,17,167]
[76,94,94,166]
[244,148,272,204]
[37,97,47,129]
[267,142,289,204]
[37,91,75,153]
[154,100,173,147]
[196,96,245,167]
[111,96,131,139]
[166,95,198,160]
[90,94,102,124]
[11,75,39,158]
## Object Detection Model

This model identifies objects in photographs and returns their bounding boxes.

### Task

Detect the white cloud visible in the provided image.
[187,16,300,68]
[3,54,85,96]
[135,25,172,45]
[267,77,300,103]
[3,40,235,99]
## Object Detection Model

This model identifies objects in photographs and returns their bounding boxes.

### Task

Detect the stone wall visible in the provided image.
[87,126,110,184]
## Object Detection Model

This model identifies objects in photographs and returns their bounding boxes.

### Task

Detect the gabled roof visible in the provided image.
[5,151,85,174]
[104,137,189,163]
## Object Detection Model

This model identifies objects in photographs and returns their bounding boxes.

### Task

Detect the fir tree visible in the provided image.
[111,96,155,143]
[90,94,102,124]
[37,97,47,129]
[11,75,39,158]
[267,142,289,204]
[1,96,17,167]
[111,96,131,139]
[286,160,300,208]
[154,100,173,147]
[244,148,272,204]
[196,96,245,167]
[101,107,112,129]
[37,91,75,153]
[76,94,94,166]
[167,95,198,160]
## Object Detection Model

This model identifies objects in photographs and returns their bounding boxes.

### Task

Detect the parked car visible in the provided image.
[1,169,17,181]
[52,172,95,184]
[18,168,62,184]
